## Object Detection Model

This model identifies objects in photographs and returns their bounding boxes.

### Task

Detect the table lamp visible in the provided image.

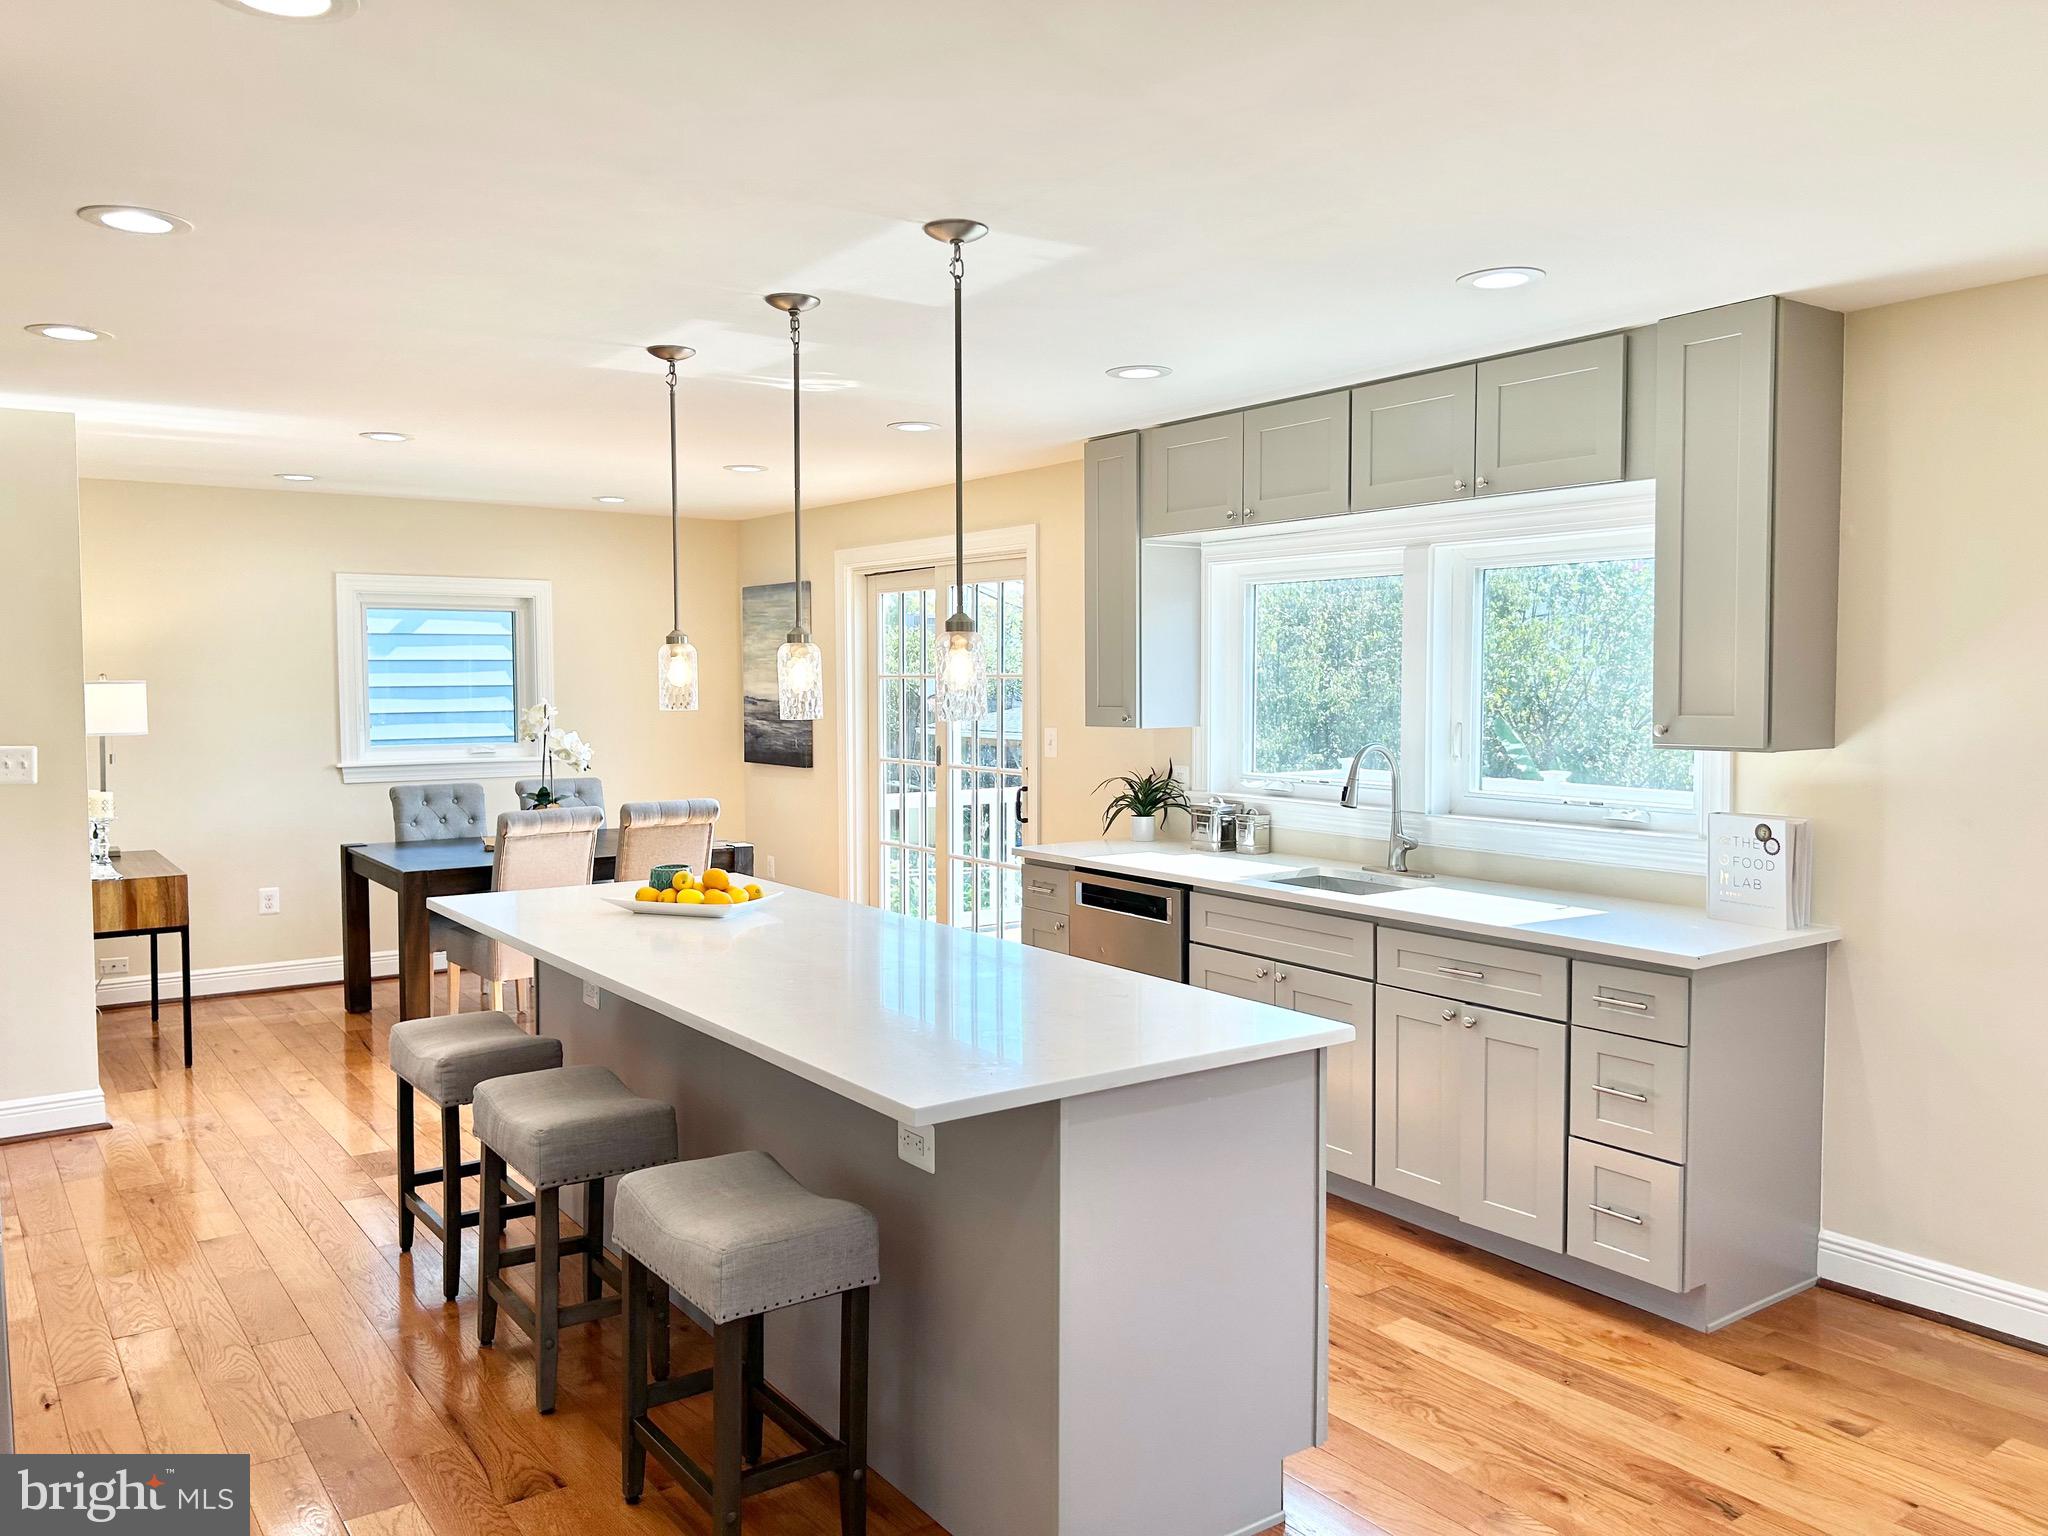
[84,676,147,874]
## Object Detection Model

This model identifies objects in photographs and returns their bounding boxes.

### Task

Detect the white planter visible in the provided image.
[1128,814,1158,843]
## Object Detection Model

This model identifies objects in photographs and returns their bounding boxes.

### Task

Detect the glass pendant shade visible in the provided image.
[657,632,699,711]
[777,633,823,720]
[934,623,987,723]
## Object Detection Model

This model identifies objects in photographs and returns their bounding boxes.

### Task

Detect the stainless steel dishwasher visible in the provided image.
[1065,869,1186,980]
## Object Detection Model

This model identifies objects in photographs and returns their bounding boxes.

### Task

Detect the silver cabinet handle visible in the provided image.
[1027,880,1056,896]
[1654,724,1670,737]
[1588,1202,1645,1226]
[1437,964,1485,981]
[1053,919,1066,932]
[1254,965,1271,979]
[1440,1007,1458,1022]
[1275,969,1289,982]
[1461,1014,1478,1029]
[1245,507,1258,522]
[1475,475,1490,490]
[1592,1083,1650,1103]
[1595,995,1651,1013]
[1223,508,1238,522]
[1451,478,1468,491]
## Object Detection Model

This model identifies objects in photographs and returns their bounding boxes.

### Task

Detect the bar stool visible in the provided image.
[473,1064,679,1413]
[613,1151,878,1534]
[388,1011,561,1300]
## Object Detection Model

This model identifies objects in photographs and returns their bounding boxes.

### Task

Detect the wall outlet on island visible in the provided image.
[582,979,601,1010]
[258,886,281,915]
[763,854,775,879]
[896,1121,935,1174]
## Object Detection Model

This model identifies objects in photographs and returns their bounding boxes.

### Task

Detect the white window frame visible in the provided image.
[1195,484,1729,875]
[334,572,554,785]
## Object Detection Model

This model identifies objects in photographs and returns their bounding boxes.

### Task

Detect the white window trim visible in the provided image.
[1193,483,1729,876]
[334,572,554,785]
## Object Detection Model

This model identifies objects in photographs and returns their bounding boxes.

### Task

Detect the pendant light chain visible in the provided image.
[665,355,680,635]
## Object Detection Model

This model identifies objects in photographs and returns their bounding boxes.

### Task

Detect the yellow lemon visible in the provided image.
[703,889,733,906]
[702,868,731,893]
[658,887,678,903]
[744,884,763,901]
[677,888,705,905]
[635,886,661,903]
[727,888,749,904]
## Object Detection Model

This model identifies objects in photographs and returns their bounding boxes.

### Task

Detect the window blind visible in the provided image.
[364,606,518,748]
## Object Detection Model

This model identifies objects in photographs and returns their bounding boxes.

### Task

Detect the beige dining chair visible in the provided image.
[614,799,721,888]
[442,807,602,1015]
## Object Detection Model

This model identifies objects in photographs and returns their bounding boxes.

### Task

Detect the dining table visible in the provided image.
[339,830,755,1021]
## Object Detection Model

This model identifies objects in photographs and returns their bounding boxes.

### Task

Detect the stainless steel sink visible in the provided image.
[1258,871,1405,898]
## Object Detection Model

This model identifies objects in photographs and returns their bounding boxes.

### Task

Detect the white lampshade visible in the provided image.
[84,679,149,736]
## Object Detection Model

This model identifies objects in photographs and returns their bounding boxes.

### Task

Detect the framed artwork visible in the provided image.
[742,580,814,768]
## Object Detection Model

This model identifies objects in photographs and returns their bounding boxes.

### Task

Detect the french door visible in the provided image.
[866,561,1031,939]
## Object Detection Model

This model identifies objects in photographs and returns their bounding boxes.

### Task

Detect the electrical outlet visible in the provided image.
[257,886,281,915]
[1042,727,1058,758]
[97,956,130,978]
[763,854,776,879]
[582,979,601,1010]
[896,1121,935,1174]
[0,746,37,785]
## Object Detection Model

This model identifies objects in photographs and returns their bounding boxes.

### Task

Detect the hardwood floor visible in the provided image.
[5,983,2045,1536]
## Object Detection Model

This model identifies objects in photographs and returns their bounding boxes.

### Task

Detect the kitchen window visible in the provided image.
[334,573,554,783]
[1200,487,1727,872]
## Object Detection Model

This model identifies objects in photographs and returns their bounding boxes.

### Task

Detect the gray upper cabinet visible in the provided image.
[1349,366,1477,512]
[1242,393,1350,523]
[1475,334,1627,496]
[1085,433,1198,729]
[1455,1008,1567,1253]
[1140,413,1243,536]
[1652,297,1842,751]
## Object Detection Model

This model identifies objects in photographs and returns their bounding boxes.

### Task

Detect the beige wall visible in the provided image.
[1737,274,2048,1291]
[0,411,101,1121]
[78,481,747,979]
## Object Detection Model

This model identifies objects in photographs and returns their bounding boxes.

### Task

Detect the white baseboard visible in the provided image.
[1820,1230,2048,1347]
[0,1087,110,1141]
[93,948,441,1008]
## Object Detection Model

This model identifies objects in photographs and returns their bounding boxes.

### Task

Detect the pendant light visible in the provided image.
[648,343,700,710]
[926,217,990,724]
[767,292,824,721]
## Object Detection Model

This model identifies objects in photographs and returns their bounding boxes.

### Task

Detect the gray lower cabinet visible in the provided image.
[1372,985,1462,1215]
[1188,941,1275,1002]
[1140,413,1243,536]
[1276,966,1373,1185]
[1569,1025,1688,1164]
[1084,433,1198,728]
[1652,296,1843,751]
[1243,392,1349,523]
[1566,1138,1686,1292]
[1021,904,1068,954]
[1456,1006,1567,1252]
[1475,333,1627,496]
[1349,365,1477,513]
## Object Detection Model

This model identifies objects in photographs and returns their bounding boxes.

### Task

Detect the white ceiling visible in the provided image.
[8,0,2048,519]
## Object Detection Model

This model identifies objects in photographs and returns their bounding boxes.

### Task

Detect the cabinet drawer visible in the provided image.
[1021,904,1068,954]
[1376,928,1567,1020]
[1572,962,1689,1046]
[1190,894,1374,980]
[1570,1027,1688,1164]
[1567,1139,1685,1292]
[1021,862,1070,916]
[1188,942,1277,1003]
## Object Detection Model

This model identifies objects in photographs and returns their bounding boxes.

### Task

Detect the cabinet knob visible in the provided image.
[1274,969,1288,982]
[1245,507,1258,522]
[1461,1014,1479,1029]
[1475,475,1490,490]
[1654,723,1670,737]
[1451,478,1467,492]
[1053,919,1066,932]
[1223,508,1238,522]
[1121,712,1131,723]
[1254,965,1271,979]
[1440,1007,1458,1022]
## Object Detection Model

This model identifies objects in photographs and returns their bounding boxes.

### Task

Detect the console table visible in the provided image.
[92,849,192,1069]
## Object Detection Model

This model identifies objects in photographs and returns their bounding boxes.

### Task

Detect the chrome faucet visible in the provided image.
[1340,744,1427,876]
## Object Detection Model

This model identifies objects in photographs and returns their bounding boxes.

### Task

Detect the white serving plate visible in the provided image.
[599,884,783,920]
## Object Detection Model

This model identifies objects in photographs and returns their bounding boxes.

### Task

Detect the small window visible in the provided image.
[1247,574,1403,792]
[336,575,552,783]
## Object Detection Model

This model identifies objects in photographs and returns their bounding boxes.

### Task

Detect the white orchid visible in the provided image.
[520,700,559,742]
[552,730,594,773]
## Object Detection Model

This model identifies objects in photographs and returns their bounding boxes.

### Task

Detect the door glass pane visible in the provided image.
[1249,574,1403,783]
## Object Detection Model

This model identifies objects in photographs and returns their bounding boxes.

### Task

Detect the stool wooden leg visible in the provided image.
[839,1287,869,1535]
[446,961,463,1015]
[478,1147,504,1347]
[439,1104,463,1300]
[395,1083,416,1253]
[582,1177,606,1302]
[741,1313,764,1465]
[649,1269,670,1381]
[712,1318,746,1531]
[536,1186,561,1414]
[619,1252,647,1504]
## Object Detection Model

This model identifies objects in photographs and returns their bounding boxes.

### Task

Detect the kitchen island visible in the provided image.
[430,880,1349,1536]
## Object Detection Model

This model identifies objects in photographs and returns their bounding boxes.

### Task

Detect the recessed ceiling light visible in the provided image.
[1107,364,1172,380]
[594,495,626,504]
[212,0,358,19]
[25,323,108,342]
[359,431,411,443]
[77,205,191,236]
[724,464,766,474]
[1457,266,1545,290]
[888,420,939,433]
[275,473,317,482]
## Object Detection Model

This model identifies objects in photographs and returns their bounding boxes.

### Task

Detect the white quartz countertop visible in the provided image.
[1017,840,1838,970]
[429,880,1351,1127]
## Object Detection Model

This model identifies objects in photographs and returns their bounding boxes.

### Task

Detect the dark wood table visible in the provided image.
[93,849,193,1068]
[340,832,754,1020]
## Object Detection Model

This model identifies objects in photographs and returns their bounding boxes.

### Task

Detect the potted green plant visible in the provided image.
[1097,765,1190,844]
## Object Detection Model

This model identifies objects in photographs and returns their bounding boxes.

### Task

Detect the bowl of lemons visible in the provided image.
[603,867,777,919]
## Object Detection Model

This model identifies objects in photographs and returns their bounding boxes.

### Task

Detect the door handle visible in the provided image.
[1014,783,1029,828]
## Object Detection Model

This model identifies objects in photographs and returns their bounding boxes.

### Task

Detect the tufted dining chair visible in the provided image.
[392,783,490,965]
[614,799,721,888]
[440,807,603,1016]
[514,776,604,815]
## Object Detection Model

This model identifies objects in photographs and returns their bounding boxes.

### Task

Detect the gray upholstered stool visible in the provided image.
[387,1011,560,1301]
[614,1151,879,1533]
[473,1064,678,1413]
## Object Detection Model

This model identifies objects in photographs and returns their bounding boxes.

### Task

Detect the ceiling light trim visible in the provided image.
[77,205,191,236]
